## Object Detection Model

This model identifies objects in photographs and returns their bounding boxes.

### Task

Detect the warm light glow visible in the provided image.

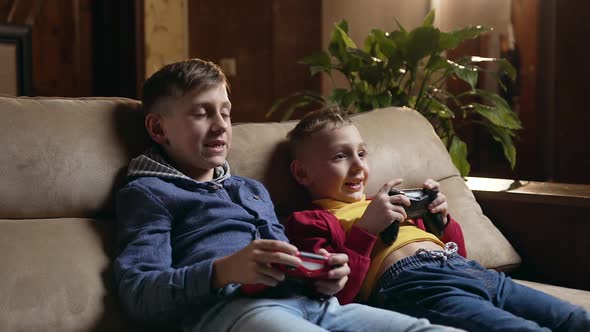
[465,177,528,192]
[470,56,496,62]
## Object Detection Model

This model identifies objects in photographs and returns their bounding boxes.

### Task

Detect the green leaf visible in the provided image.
[388,30,408,50]
[335,24,357,49]
[266,91,324,118]
[437,32,460,52]
[422,9,435,27]
[449,136,471,176]
[466,89,522,130]
[450,25,491,43]
[337,19,349,33]
[448,60,478,89]
[426,96,455,119]
[486,124,517,169]
[496,58,517,81]
[300,52,331,77]
[299,51,331,67]
[299,51,333,76]
[363,31,378,55]
[358,63,386,85]
[408,95,418,109]
[471,103,522,130]
[376,91,393,107]
[406,27,440,67]
[280,100,307,121]
[368,29,397,60]
[473,89,512,112]
[347,47,374,62]
[427,54,451,72]
[328,20,357,61]
[461,56,516,81]
[330,88,351,106]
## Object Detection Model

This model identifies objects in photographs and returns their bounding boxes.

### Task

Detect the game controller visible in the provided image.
[274,251,331,278]
[380,187,445,244]
[241,251,331,295]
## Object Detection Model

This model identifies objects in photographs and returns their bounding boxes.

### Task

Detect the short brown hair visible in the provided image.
[286,107,352,158]
[141,58,228,115]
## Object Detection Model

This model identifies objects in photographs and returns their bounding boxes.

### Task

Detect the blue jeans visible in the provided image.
[185,294,459,332]
[372,251,590,332]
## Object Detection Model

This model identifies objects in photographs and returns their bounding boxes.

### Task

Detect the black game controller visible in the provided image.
[380,187,446,244]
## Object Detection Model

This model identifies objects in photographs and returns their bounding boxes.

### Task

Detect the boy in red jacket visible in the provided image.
[285,108,590,332]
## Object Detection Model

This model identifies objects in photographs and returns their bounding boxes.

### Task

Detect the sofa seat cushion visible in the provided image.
[515,279,590,311]
[0,217,140,331]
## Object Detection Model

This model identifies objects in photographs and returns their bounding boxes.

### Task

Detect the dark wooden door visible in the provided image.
[188,0,321,123]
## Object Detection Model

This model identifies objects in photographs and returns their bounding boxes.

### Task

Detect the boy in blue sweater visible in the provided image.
[113,58,458,331]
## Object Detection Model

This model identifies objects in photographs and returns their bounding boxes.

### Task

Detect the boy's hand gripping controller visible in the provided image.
[380,188,445,245]
[241,251,330,295]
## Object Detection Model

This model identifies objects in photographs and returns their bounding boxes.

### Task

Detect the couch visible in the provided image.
[1,96,588,331]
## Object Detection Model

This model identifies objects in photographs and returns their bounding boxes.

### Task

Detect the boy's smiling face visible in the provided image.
[293,124,369,203]
[148,82,232,181]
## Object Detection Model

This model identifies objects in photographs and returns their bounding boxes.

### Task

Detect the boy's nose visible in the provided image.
[351,157,366,172]
[211,112,230,131]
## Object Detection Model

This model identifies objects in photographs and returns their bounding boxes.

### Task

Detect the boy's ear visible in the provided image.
[290,159,312,186]
[145,113,168,145]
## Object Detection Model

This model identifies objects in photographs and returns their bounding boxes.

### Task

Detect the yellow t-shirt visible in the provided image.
[313,196,444,301]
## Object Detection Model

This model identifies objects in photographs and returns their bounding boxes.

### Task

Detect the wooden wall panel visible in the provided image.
[31,0,92,96]
[511,0,540,180]
[0,0,12,22]
[552,1,590,184]
[189,0,273,123]
[271,0,321,120]
[0,0,93,97]
[188,0,321,123]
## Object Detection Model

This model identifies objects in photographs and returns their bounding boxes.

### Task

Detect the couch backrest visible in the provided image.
[0,97,149,219]
[0,97,521,270]
[0,97,520,331]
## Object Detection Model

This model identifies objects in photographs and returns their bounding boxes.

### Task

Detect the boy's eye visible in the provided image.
[335,153,346,160]
[358,150,367,158]
[191,108,207,116]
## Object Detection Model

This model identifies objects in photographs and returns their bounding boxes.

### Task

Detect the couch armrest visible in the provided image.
[465,177,590,291]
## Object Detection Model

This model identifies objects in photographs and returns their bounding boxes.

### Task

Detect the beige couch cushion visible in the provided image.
[229,107,521,270]
[515,280,590,311]
[0,97,149,219]
[0,218,140,331]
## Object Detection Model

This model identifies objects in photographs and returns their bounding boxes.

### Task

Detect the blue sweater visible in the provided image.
[113,151,288,322]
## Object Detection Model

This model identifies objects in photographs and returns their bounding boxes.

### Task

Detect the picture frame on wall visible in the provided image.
[0,24,32,96]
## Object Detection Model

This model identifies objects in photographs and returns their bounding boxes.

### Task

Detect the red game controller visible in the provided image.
[274,251,331,279]
[241,251,331,295]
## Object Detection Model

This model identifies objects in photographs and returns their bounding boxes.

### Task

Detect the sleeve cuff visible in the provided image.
[346,225,377,257]
[186,259,216,301]
[441,213,452,232]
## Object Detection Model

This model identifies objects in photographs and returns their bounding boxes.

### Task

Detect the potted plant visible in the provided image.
[268,10,521,176]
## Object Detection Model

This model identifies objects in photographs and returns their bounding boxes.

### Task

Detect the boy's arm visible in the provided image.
[114,184,219,321]
[285,210,376,304]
